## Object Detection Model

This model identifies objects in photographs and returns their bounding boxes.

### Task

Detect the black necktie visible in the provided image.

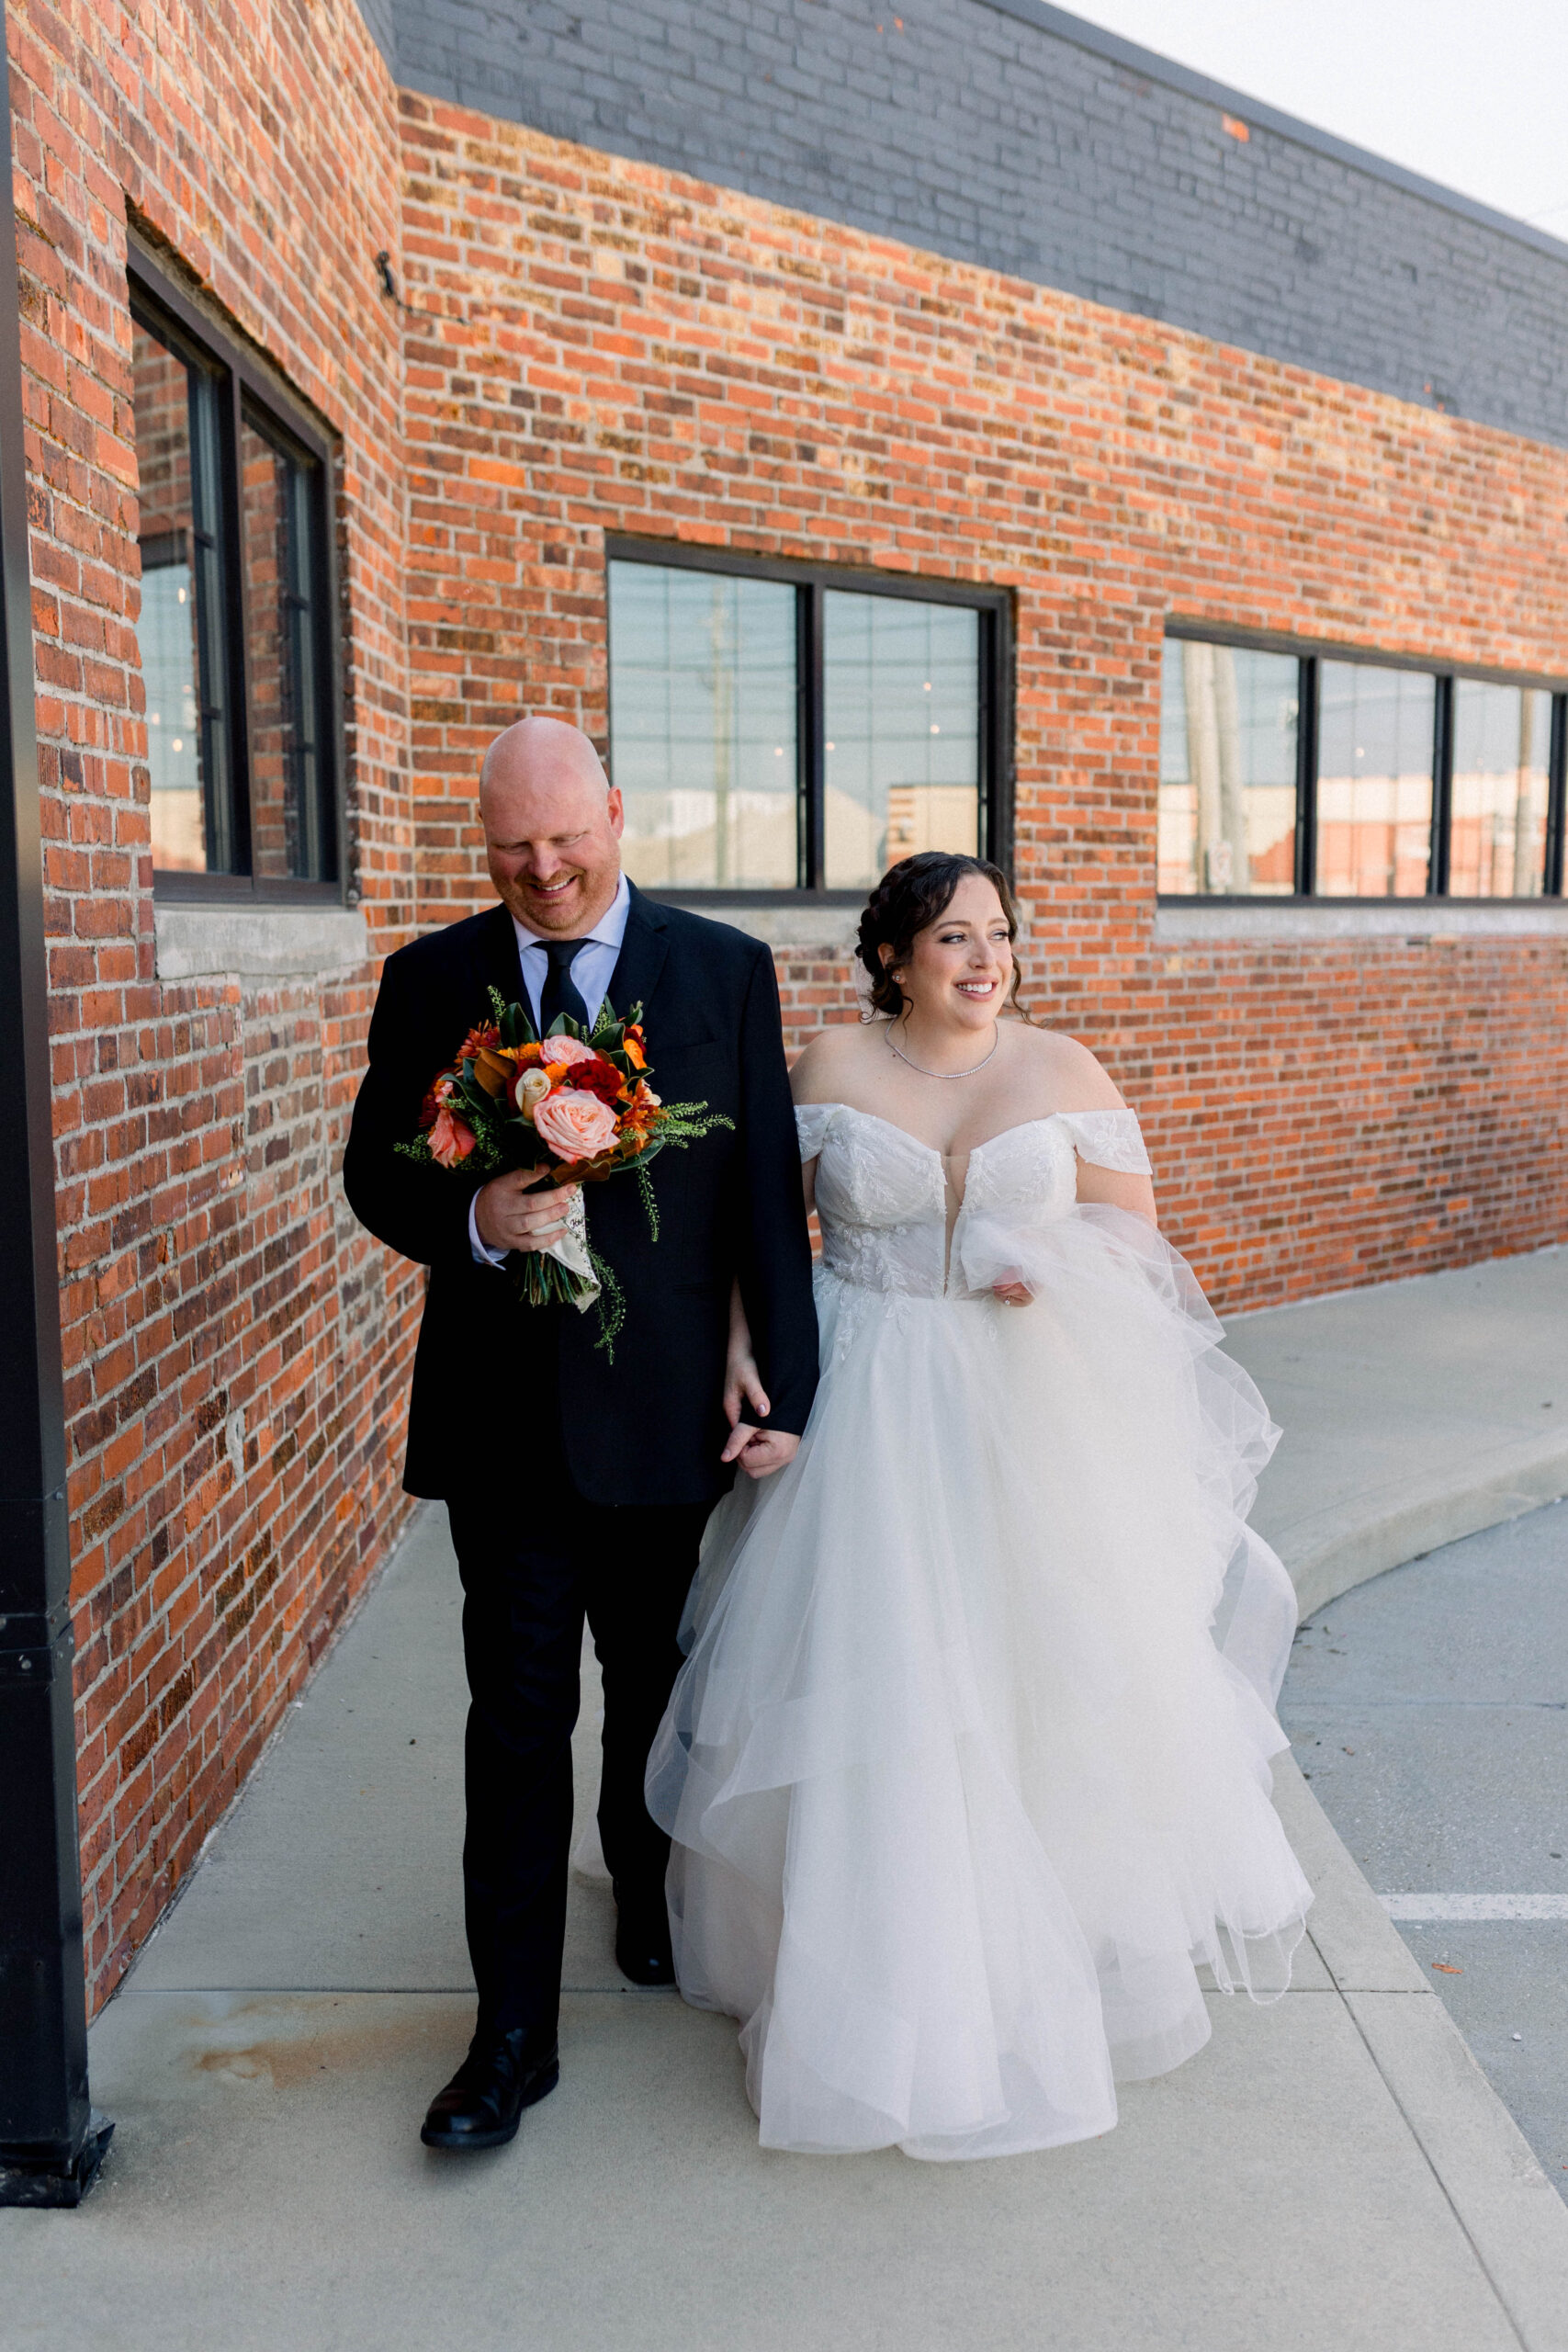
[538,937,591,1035]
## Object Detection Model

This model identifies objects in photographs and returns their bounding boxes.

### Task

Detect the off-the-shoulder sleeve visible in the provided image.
[1055,1108,1153,1176]
[795,1102,837,1161]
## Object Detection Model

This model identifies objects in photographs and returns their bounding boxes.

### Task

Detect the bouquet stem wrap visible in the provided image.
[517,1182,600,1312]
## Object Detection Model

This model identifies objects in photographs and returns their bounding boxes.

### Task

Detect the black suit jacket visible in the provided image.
[342,886,819,1507]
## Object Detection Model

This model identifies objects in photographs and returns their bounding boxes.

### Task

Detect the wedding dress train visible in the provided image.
[646,1102,1312,2159]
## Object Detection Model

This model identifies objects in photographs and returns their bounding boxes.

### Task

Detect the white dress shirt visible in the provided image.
[468,872,633,1266]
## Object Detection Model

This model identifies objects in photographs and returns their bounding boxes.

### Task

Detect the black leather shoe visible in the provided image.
[420,2027,559,2152]
[615,1891,676,1988]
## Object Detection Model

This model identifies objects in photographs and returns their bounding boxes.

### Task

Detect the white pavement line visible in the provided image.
[1382,1895,1568,1922]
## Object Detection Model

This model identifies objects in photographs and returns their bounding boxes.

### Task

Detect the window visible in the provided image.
[1158,642,1299,894]
[606,545,1008,896]
[1159,630,1567,900]
[1448,681,1554,899]
[1315,662,1436,899]
[130,251,340,898]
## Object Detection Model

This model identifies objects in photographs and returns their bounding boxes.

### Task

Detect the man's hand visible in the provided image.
[720,1351,800,1480]
[474,1166,576,1255]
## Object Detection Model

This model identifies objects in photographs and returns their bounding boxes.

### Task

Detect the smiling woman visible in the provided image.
[648,849,1311,2158]
[785,852,1157,1231]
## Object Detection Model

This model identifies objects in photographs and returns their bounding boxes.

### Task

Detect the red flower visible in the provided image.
[570,1053,625,1107]
[457,1022,501,1063]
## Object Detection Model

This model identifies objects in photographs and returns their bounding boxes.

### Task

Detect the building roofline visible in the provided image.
[989,0,1568,265]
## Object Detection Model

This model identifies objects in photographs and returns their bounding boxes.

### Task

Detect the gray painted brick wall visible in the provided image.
[355,0,398,71]
[371,0,1568,450]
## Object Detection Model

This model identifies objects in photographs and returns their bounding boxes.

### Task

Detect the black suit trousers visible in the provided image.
[446,1483,712,2040]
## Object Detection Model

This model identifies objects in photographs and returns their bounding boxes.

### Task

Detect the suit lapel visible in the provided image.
[470,900,525,1013]
[605,883,670,1023]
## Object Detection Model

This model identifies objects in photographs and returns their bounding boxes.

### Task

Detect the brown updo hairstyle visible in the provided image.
[856,853,1034,1023]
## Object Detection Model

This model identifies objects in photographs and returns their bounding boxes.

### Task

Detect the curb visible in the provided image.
[1266,1431,1568,1621]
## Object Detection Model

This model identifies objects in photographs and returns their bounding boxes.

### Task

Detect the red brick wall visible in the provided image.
[12,36,1568,2018]
[7,0,419,2011]
[398,99,1568,1306]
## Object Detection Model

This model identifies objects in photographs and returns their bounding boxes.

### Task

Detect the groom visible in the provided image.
[344,718,818,2154]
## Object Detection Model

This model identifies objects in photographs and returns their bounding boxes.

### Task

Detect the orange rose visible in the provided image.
[429,1105,478,1168]
[532,1088,620,1163]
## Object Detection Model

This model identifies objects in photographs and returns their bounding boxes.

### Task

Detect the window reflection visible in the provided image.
[608,563,798,889]
[1158,641,1299,894]
[133,320,234,872]
[823,593,979,888]
[1449,681,1551,899]
[241,416,330,880]
[1314,663,1435,898]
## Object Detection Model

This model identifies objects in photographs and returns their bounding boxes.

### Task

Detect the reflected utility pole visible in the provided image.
[0,16,111,2207]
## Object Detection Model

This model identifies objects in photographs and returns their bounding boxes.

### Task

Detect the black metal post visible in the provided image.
[0,17,112,2209]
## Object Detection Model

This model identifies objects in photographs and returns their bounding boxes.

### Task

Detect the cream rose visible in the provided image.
[514,1067,552,1119]
[532,1087,619,1162]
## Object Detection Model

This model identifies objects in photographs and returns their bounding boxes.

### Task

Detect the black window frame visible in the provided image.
[129,241,344,906]
[604,536,1014,903]
[1160,620,1568,903]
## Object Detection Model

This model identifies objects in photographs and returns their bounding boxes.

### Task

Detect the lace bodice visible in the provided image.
[795,1102,1152,1298]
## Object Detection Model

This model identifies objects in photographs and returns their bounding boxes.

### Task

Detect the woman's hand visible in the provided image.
[721,1281,801,1479]
[723,1337,771,1440]
[991,1279,1033,1308]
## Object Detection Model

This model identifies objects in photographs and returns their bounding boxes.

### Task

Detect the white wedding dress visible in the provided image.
[645,1102,1312,2160]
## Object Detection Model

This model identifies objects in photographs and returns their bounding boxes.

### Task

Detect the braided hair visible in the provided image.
[856,853,1033,1022]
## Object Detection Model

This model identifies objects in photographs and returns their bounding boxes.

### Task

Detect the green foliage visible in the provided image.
[588,1248,627,1360]
[634,1159,660,1243]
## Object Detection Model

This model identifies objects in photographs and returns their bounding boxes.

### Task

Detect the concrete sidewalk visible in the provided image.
[1229,1242,1568,1618]
[6,1248,1568,2350]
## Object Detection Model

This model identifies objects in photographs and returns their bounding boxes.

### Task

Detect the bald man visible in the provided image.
[344,718,819,2156]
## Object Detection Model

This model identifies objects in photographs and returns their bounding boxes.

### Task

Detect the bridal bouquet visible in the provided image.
[399,989,731,1347]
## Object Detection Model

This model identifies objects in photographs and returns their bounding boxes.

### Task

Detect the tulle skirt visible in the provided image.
[646,1206,1313,2159]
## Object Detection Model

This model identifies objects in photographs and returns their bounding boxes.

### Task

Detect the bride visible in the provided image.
[645,852,1312,2160]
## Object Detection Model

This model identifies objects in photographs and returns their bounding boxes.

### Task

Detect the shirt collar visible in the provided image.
[512,869,631,955]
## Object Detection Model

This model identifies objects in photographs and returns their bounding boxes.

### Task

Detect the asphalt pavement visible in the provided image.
[1280,1497,1568,2199]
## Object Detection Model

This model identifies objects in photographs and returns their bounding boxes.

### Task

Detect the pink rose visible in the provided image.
[541,1035,600,1069]
[532,1087,620,1163]
[428,1105,477,1168]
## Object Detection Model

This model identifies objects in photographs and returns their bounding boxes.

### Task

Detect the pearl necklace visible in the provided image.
[886,1023,999,1080]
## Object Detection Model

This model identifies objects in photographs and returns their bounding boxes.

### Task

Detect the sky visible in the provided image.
[1058,1,1568,236]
